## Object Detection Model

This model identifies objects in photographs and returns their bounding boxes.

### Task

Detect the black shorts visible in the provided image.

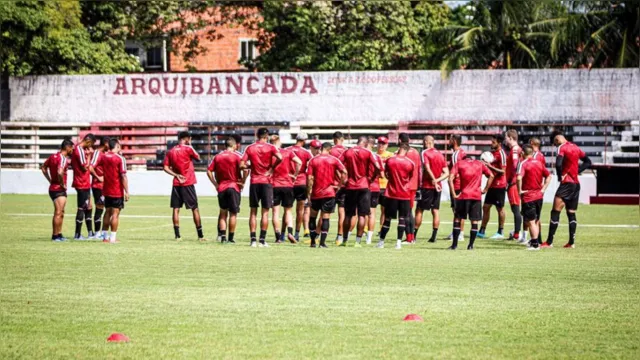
[344,189,371,217]
[311,197,336,214]
[450,190,461,209]
[521,199,543,222]
[293,186,308,201]
[555,183,580,210]
[273,187,295,208]
[370,191,380,208]
[49,190,67,201]
[171,185,199,210]
[384,198,411,219]
[335,188,346,208]
[76,189,91,209]
[454,199,482,221]
[418,188,441,210]
[218,188,241,214]
[484,188,506,208]
[105,196,125,210]
[379,189,387,208]
[92,188,104,206]
[249,183,273,209]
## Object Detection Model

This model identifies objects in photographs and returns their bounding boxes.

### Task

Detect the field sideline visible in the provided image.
[1,194,639,359]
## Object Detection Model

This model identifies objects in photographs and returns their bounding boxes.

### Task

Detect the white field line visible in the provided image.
[5,213,639,229]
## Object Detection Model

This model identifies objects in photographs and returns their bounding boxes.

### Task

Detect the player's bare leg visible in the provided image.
[479,204,492,237]
[249,207,258,246]
[354,215,366,245]
[258,207,270,247]
[467,220,480,250]
[318,211,331,248]
[308,208,320,247]
[303,205,310,235]
[283,207,296,243]
[219,209,228,242]
[429,208,440,242]
[526,218,540,250]
[192,208,206,242]
[172,208,181,240]
[93,204,104,239]
[52,196,67,240]
[379,205,386,233]
[107,208,121,243]
[227,211,237,243]
[544,196,565,247]
[272,205,282,243]
[336,206,346,244]
[366,207,376,244]
[414,208,424,239]
[101,208,112,238]
[295,200,304,240]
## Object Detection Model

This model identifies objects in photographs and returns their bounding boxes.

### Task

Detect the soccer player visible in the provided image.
[71,133,96,240]
[542,131,592,249]
[376,136,393,232]
[478,134,507,239]
[517,145,552,250]
[163,131,206,242]
[339,136,380,247]
[310,139,322,156]
[270,135,302,243]
[241,128,283,247]
[306,142,347,248]
[447,134,466,241]
[100,139,130,244]
[448,156,494,250]
[398,133,420,243]
[504,129,524,242]
[207,137,246,244]
[530,137,546,166]
[376,144,415,249]
[289,132,313,241]
[330,131,348,244]
[41,139,74,242]
[215,133,246,241]
[89,136,110,239]
[415,135,449,243]
[365,136,384,245]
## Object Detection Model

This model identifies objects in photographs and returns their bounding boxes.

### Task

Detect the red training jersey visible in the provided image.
[164,144,198,187]
[90,149,105,190]
[289,145,312,187]
[406,147,421,191]
[449,148,466,191]
[533,150,546,167]
[369,152,384,192]
[330,144,346,159]
[340,146,377,190]
[385,155,416,200]
[557,142,586,184]
[306,154,346,199]
[272,148,298,188]
[207,150,243,193]
[43,152,69,192]
[71,144,90,189]
[242,141,279,184]
[517,158,550,203]
[451,158,492,201]
[489,148,507,189]
[506,145,521,185]
[421,148,447,189]
[102,152,127,198]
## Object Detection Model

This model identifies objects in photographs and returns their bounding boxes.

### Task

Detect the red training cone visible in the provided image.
[107,333,130,342]
[403,314,424,322]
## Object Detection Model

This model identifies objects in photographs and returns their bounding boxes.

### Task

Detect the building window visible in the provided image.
[239,39,257,62]
[125,47,139,57]
[146,47,163,68]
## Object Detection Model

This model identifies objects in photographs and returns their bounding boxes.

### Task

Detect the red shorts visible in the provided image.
[507,185,521,206]
[409,190,417,209]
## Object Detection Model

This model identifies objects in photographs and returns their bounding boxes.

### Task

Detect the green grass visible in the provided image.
[1,194,639,359]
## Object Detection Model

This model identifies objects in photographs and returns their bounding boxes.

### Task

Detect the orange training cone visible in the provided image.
[107,333,130,342]
[403,314,424,322]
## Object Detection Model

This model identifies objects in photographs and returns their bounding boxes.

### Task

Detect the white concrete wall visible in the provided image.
[9,69,639,123]
[0,169,597,204]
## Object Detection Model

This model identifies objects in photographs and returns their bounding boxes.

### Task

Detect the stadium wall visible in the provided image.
[9,69,639,123]
[0,169,597,204]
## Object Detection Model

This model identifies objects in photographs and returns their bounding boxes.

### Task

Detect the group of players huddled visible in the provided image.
[42,127,591,250]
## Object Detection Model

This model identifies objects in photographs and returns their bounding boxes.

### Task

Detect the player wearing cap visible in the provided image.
[99,138,130,243]
[163,131,206,242]
[339,136,380,247]
[517,145,552,250]
[207,137,247,244]
[41,139,74,242]
[365,136,384,245]
[448,155,494,250]
[415,135,449,243]
[447,134,466,242]
[504,129,524,242]
[306,142,347,248]
[289,132,313,241]
[397,133,420,244]
[270,135,302,244]
[542,131,591,249]
[241,128,283,247]
[71,133,96,240]
[330,131,349,244]
[478,134,507,239]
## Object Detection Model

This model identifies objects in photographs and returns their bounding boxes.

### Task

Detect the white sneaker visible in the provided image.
[395,243,402,250]
[376,240,385,248]
[517,238,529,245]
[458,233,464,242]
[216,236,222,242]
[250,241,257,247]
[366,239,372,245]
[527,246,540,251]
[258,242,269,248]
[74,235,88,241]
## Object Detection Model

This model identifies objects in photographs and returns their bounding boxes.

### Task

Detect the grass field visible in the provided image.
[1,194,639,359]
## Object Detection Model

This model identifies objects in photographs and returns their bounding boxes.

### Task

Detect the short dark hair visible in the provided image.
[522,144,534,155]
[84,133,96,142]
[322,142,332,150]
[60,139,74,149]
[551,130,564,143]
[450,134,462,146]
[257,128,270,138]
[178,131,191,140]
[225,137,236,149]
[399,133,410,144]
[492,133,504,143]
[333,131,343,140]
[357,135,368,145]
[232,134,242,144]
[399,143,410,151]
[108,138,120,150]
[100,136,111,148]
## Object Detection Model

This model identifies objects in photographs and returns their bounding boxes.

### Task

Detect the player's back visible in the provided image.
[44,152,68,191]
[244,142,278,183]
[533,151,546,167]
[519,159,549,202]
[369,152,383,192]
[330,144,346,159]
[341,146,374,189]
[307,154,343,199]
[421,148,446,188]
[558,142,585,184]
[449,148,466,190]
[456,159,490,200]
[385,155,415,200]
[102,152,126,197]
[209,150,241,192]
[91,150,105,189]
[71,144,90,189]
[166,145,197,186]
[290,145,312,186]
[272,148,295,188]
[406,147,420,190]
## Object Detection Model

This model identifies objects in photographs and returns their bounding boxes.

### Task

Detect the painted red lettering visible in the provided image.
[163,77,178,94]
[131,78,146,95]
[113,77,129,95]
[148,78,161,95]
[300,76,318,94]
[247,76,260,94]
[281,75,297,94]
[262,76,278,94]
[225,76,243,94]
[191,78,204,95]
[207,77,222,95]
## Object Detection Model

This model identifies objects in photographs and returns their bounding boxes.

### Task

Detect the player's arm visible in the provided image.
[57,164,67,190]
[555,155,564,182]
[190,146,201,162]
[436,166,450,183]
[121,173,130,202]
[423,160,437,185]
[306,174,314,198]
[89,166,103,182]
[271,150,283,170]
[41,161,52,184]
[541,173,552,193]
[163,164,186,184]
[338,167,348,187]
[291,154,302,180]
[482,165,494,194]
[517,175,524,196]
[447,173,457,198]
[484,162,504,174]
[206,169,219,190]
[578,154,592,174]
